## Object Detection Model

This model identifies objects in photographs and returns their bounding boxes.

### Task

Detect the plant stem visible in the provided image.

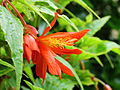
[6,0,26,26]
[80,61,85,70]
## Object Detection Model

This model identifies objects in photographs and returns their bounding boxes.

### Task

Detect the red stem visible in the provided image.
[5,0,26,26]
[4,2,13,14]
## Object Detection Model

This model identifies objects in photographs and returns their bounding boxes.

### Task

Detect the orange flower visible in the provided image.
[23,12,90,81]
[23,24,40,63]
[32,13,90,81]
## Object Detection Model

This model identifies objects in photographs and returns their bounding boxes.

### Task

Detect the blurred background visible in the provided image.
[65,0,120,89]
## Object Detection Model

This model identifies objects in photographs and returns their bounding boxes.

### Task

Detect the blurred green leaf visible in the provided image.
[86,13,93,23]
[24,80,44,90]
[0,68,14,77]
[0,6,23,90]
[77,70,94,86]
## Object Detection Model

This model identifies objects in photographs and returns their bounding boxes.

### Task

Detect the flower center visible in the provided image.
[40,37,77,49]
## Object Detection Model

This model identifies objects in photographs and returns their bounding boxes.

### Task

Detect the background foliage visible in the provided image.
[0,0,120,90]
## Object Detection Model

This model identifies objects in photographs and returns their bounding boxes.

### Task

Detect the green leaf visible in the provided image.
[31,0,58,9]
[77,70,94,86]
[59,15,79,32]
[86,13,93,23]
[0,68,14,77]
[69,35,120,65]
[12,1,33,20]
[0,59,15,69]
[19,0,50,26]
[74,0,100,19]
[83,16,111,36]
[35,74,76,90]
[24,62,35,83]
[112,48,120,55]
[54,0,72,7]
[24,80,44,90]
[0,6,23,90]
[55,56,84,90]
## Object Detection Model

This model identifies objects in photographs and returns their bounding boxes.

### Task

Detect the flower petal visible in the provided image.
[35,54,47,80]
[23,45,32,63]
[38,42,61,76]
[42,29,90,42]
[51,48,82,55]
[56,59,74,76]
[41,12,58,36]
[24,35,39,52]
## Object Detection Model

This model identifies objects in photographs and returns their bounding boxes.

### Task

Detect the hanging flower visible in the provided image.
[23,11,90,82]
[30,12,90,81]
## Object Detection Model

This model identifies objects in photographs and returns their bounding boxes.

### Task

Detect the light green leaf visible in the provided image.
[86,13,93,23]
[55,56,84,90]
[0,6,23,90]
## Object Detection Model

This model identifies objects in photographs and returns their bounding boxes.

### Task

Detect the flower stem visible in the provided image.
[5,0,26,26]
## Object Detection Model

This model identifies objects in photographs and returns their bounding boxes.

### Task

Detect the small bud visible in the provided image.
[24,25,38,36]
[56,9,62,15]
[104,84,112,90]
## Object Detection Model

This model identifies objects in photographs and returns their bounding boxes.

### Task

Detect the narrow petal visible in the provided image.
[42,29,90,42]
[51,48,82,55]
[41,12,58,36]
[24,35,40,52]
[23,45,32,63]
[35,54,47,80]
[56,59,74,76]
[38,42,61,76]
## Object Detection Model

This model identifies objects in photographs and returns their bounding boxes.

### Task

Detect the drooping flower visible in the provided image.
[31,12,90,81]
[23,12,90,81]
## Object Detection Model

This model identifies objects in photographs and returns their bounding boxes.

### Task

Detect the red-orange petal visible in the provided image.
[24,35,39,52]
[51,48,82,55]
[38,42,61,76]
[56,59,74,76]
[35,54,47,80]
[41,29,90,42]
[41,12,58,36]
[23,45,32,63]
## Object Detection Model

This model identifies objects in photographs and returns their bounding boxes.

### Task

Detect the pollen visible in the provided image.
[42,37,78,49]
